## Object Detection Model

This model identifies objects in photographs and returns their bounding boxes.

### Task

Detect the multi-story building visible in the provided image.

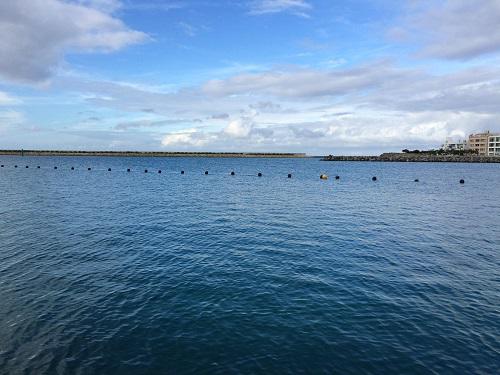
[441,138,468,151]
[488,134,500,156]
[468,131,493,155]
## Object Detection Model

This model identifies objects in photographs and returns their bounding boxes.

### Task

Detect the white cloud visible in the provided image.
[224,117,254,138]
[157,110,495,154]
[0,0,148,83]
[249,0,312,17]
[161,128,212,147]
[0,91,20,106]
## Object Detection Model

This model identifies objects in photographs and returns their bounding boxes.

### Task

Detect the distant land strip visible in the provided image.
[0,150,307,158]
[323,153,500,163]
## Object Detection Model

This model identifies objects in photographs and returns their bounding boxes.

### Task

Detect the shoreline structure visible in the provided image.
[1,150,499,162]
[0,150,307,158]
[322,153,500,163]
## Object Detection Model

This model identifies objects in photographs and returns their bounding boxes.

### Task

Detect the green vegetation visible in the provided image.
[401,149,478,156]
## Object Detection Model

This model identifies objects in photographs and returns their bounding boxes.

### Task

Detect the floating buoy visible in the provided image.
[335,175,340,180]
[320,174,328,180]
[414,179,419,182]
[88,167,91,171]
[258,172,262,177]
[0,165,3,167]
[144,169,148,173]
[127,168,131,172]
[71,167,75,170]
[54,166,57,170]
[158,170,162,174]
[460,179,465,184]
[37,166,40,169]
[14,165,18,168]
[372,176,377,181]
[181,170,185,174]
[26,166,29,168]
[288,173,292,178]
[205,171,208,175]
[230,171,235,176]
[108,168,111,172]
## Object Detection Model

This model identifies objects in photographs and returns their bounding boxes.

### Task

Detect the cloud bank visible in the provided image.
[0,0,147,83]
[56,59,500,153]
[400,0,500,60]
[1,0,500,153]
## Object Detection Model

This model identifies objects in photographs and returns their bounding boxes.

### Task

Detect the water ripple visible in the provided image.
[0,157,499,374]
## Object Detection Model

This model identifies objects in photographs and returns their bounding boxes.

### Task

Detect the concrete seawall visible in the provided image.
[0,150,307,158]
[322,153,500,163]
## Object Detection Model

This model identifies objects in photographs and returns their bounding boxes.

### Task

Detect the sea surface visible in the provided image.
[0,156,499,374]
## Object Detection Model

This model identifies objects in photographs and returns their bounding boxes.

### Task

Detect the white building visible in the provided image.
[441,138,468,151]
[488,134,500,156]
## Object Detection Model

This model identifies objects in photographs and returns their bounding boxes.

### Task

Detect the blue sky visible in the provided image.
[1,0,500,154]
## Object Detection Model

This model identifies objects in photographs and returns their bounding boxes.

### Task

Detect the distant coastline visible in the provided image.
[0,150,307,158]
[322,153,500,163]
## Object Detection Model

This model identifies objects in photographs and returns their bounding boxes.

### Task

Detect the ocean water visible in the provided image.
[0,156,499,375]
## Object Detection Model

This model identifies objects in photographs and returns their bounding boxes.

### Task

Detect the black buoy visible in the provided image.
[414,179,419,182]
[258,172,262,177]
[71,167,75,170]
[158,170,162,174]
[335,175,340,180]
[288,173,292,178]
[54,166,57,170]
[230,171,235,176]
[14,165,18,168]
[26,166,29,168]
[372,176,377,181]
[1,165,4,168]
[460,179,465,184]
[108,168,111,171]
[88,167,91,171]
[181,170,185,174]
[37,166,40,169]
[144,169,148,173]
[205,171,208,175]
[127,168,131,172]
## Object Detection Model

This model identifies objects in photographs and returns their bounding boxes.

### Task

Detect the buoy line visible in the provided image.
[0,164,467,183]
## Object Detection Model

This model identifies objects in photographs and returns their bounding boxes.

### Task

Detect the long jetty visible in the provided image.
[0,150,307,158]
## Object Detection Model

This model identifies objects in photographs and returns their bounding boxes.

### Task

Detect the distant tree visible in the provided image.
[402,149,410,153]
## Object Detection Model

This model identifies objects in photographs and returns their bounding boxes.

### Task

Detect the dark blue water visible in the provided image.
[0,157,499,374]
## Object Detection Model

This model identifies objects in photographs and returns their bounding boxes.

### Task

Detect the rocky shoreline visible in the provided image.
[322,153,500,163]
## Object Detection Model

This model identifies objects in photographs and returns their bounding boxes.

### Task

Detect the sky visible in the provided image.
[1,0,500,155]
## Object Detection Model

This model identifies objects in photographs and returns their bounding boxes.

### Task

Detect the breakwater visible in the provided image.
[0,150,307,158]
[322,153,500,163]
